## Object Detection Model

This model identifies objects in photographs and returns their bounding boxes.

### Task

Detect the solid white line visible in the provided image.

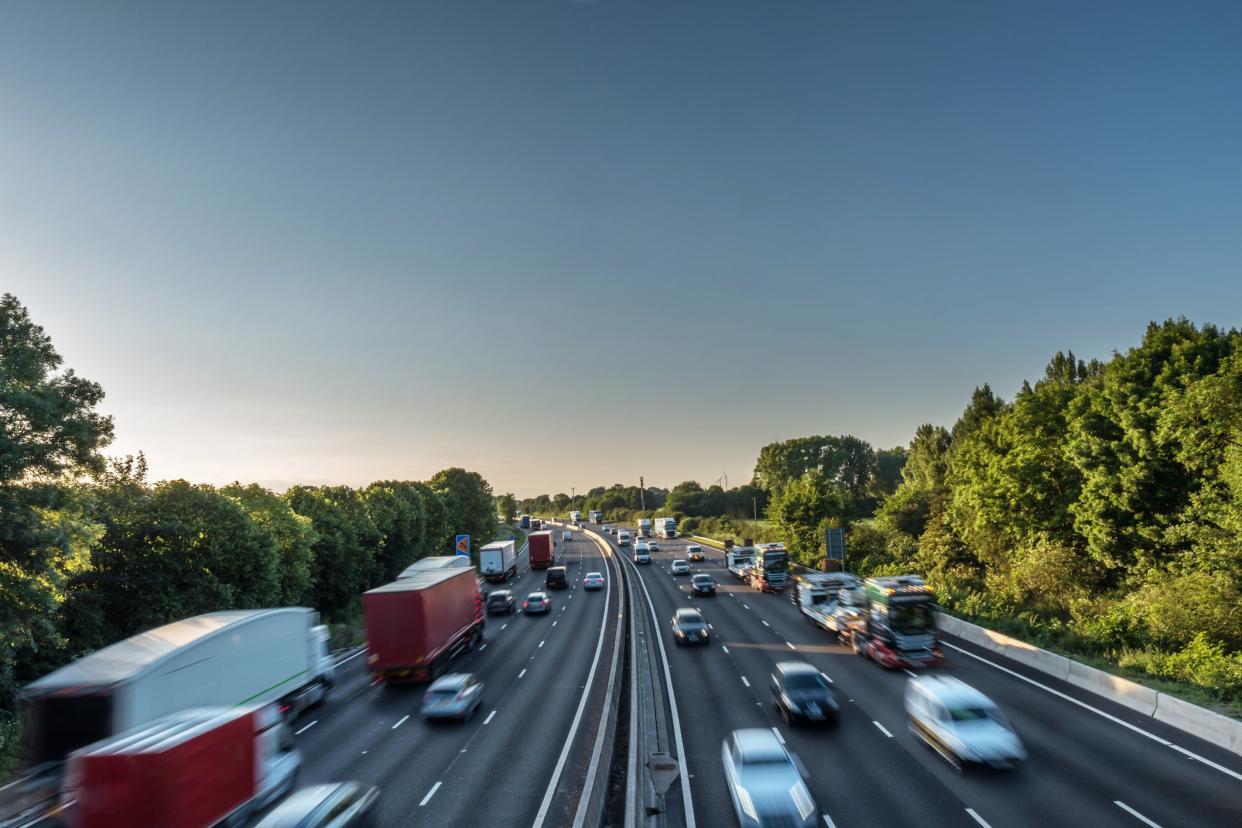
[419,781,442,807]
[295,720,317,735]
[333,648,367,667]
[741,676,751,687]
[943,641,1242,782]
[518,668,527,678]
[532,531,616,828]
[484,709,497,725]
[965,808,992,828]
[771,726,785,744]
[1114,801,1162,827]
[391,714,409,730]
[873,720,893,738]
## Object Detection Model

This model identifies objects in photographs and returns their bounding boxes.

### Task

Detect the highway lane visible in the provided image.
[610,530,1242,828]
[291,528,622,827]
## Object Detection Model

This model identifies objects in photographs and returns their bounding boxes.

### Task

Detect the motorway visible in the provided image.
[291,528,622,828]
[601,531,1242,828]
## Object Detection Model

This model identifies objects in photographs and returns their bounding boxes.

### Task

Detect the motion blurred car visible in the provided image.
[421,673,484,721]
[905,675,1026,770]
[545,566,569,590]
[770,661,838,725]
[584,572,606,590]
[691,574,716,596]
[721,729,817,828]
[255,782,380,828]
[562,530,572,541]
[671,608,709,645]
[670,559,690,575]
[603,526,613,534]
[686,544,705,562]
[524,591,551,614]
[648,540,661,552]
[485,589,515,615]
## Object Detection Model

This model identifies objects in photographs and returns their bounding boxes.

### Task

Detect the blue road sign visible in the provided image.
[455,534,470,556]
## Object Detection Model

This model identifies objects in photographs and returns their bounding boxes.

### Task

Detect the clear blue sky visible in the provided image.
[3,1,1240,496]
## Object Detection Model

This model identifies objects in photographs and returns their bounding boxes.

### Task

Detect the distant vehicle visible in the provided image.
[670,559,690,575]
[649,540,661,552]
[255,782,380,828]
[726,545,755,580]
[721,729,817,828]
[691,574,716,596]
[655,516,677,538]
[528,530,556,570]
[602,525,613,534]
[485,590,516,615]
[686,544,705,562]
[750,543,789,592]
[589,510,603,523]
[64,705,301,828]
[634,542,651,564]
[671,608,709,645]
[617,530,631,547]
[583,572,606,590]
[479,540,518,583]
[906,676,1025,770]
[421,673,485,722]
[569,510,582,523]
[562,529,573,542]
[364,567,484,684]
[530,518,543,531]
[637,518,652,537]
[524,592,551,614]
[842,575,943,669]
[520,514,531,529]
[792,571,863,634]
[770,662,838,726]
[21,609,333,774]
[545,566,569,590]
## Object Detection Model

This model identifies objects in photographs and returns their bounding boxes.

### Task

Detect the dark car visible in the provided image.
[671,608,709,645]
[524,591,551,614]
[485,589,515,615]
[545,565,569,590]
[254,782,380,828]
[771,661,838,725]
[691,574,716,596]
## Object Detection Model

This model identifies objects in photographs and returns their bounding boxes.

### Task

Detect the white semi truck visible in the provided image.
[637,518,652,538]
[569,510,582,523]
[655,516,677,538]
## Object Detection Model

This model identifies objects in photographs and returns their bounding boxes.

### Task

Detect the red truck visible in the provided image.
[365,567,484,683]
[61,705,298,828]
[528,530,555,570]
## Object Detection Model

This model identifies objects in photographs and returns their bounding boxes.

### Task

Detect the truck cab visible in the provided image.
[750,543,789,592]
[850,575,943,669]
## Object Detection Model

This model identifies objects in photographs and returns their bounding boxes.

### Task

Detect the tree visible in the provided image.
[496,493,517,523]
[284,486,382,619]
[364,481,429,582]
[769,472,849,567]
[430,468,495,558]
[223,483,317,605]
[752,435,877,511]
[873,447,908,497]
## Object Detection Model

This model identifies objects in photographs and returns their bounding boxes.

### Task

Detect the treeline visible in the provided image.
[0,294,496,724]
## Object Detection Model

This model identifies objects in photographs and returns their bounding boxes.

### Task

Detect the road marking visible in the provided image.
[333,648,367,667]
[744,604,751,610]
[966,809,992,828]
[761,620,770,627]
[903,668,917,677]
[943,641,1242,783]
[295,720,317,735]
[518,668,527,678]
[552,621,558,627]
[786,641,797,650]
[478,643,487,651]
[823,816,837,828]
[819,671,834,684]
[484,709,497,725]
[419,781,442,807]
[501,623,508,630]
[539,640,545,648]
[873,720,893,738]
[741,676,750,687]
[391,714,409,730]
[771,727,785,744]
[708,623,714,630]
[721,645,730,654]
[1114,801,1162,827]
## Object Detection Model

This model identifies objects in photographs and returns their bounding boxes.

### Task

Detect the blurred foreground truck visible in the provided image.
[61,705,299,828]
[527,529,555,570]
[479,539,518,583]
[364,566,484,683]
[840,575,944,669]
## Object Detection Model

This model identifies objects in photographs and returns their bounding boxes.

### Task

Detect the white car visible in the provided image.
[562,530,572,541]
[905,675,1026,770]
[670,559,690,575]
[648,540,661,552]
[721,729,817,828]
[583,572,606,590]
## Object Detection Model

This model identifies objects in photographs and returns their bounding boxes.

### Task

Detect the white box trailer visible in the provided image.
[655,516,677,538]
[21,608,334,768]
[479,540,518,582]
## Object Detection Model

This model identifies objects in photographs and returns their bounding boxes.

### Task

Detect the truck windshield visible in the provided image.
[890,604,934,633]
[760,555,786,572]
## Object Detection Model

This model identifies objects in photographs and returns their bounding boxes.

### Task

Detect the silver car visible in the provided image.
[670,559,690,575]
[421,673,484,721]
[905,675,1026,770]
[721,729,817,828]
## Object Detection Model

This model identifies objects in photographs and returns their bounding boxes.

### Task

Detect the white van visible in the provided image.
[617,530,632,547]
[634,541,651,564]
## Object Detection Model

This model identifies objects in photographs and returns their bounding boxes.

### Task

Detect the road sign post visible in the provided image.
[825,527,845,571]
[455,534,470,557]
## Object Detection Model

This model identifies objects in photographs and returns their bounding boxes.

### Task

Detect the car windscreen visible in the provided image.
[949,705,1007,726]
[783,673,827,691]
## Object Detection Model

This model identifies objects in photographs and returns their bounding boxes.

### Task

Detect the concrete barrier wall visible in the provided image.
[942,613,1242,755]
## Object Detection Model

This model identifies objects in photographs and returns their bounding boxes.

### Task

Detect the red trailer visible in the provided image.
[364,567,484,683]
[63,705,297,828]
[528,530,555,570]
